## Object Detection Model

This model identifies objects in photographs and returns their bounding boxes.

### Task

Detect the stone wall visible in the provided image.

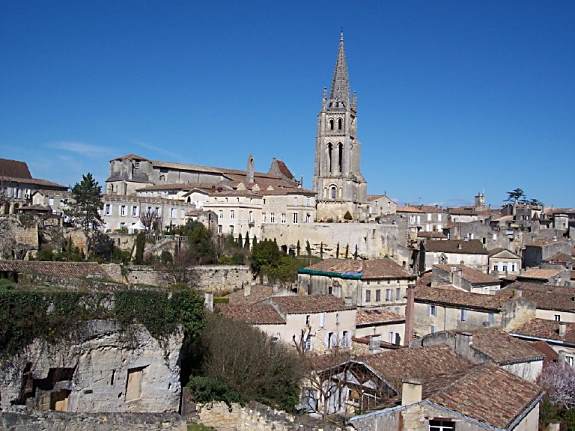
[262,222,403,259]
[0,412,186,431]
[194,401,335,431]
[193,265,251,293]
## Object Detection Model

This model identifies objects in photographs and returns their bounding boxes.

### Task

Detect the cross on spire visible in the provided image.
[329,31,351,108]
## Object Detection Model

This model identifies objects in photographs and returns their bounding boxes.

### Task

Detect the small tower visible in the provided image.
[313,32,367,222]
[474,192,485,209]
[246,154,255,185]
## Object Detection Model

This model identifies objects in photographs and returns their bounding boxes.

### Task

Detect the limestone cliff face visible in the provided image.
[0,320,183,413]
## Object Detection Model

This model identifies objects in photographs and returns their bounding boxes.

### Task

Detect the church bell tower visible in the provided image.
[313,32,367,222]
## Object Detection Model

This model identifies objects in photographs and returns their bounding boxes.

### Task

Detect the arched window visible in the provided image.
[327,143,333,174]
[329,119,334,130]
[338,118,343,130]
[338,143,343,173]
[330,186,337,200]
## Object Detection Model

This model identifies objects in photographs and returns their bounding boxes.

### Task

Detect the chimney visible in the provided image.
[401,379,423,406]
[204,292,214,312]
[559,322,567,337]
[246,154,255,185]
[244,283,252,297]
[404,284,416,345]
[455,332,473,357]
[513,289,523,299]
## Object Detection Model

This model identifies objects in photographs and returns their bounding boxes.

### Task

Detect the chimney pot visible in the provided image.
[401,379,423,406]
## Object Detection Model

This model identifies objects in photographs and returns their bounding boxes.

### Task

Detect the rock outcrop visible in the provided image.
[0,320,183,413]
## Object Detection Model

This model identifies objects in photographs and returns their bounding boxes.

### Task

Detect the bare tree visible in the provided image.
[140,209,161,232]
[293,328,353,422]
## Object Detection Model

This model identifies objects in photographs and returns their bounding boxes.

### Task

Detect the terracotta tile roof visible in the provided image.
[227,285,274,305]
[136,183,213,192]
[301,258,413,280]
[517,268,564,281]
[217,303,285,325]
[529,340,559,364]
[0,175,67,189]
[525,239,569,247]
[367,194,396,203]
[425,239,487,255]
[102,194,192,206]
[507,282,575,313]
[488,247,521,258]
[429,364,542,429]
[0,158,32,179]
[0,260,110,280]
[269,295,354,314]
[360,345,473,392]
[415,286,514,311]
[397,205,444,214]
[448,207,478,216]
[512,319,575,344]
[268,159,295,180]
[434,264,500,285]
[396,205,424,213]
[464,328,544,365]
[417,231,447,239]
[356,308,405,325]
[544,252,574,264]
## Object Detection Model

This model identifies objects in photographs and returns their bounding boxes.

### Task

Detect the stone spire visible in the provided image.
[329,31,350,108]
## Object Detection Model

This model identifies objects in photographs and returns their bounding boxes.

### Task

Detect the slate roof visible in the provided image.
[428,364,542,430]
[356,308,405,325]
[433,264,500,285]
[425,239,487,255]
[512,319,575,344]
[0,158,32,179]
[217,303,285,325]
[300,258,413,280]
[415,286,514,311]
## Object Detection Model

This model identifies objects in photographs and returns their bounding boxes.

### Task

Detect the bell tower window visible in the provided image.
[329,119,334,130]
[328,143,333,174]
[338,143,343,173]
[338,118,343,130]
[330,186,337,200]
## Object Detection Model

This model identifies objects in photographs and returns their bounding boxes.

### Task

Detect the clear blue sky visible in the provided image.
[1,1,574,207]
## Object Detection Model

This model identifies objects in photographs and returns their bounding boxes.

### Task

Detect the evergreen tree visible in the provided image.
[336,243,340,259]
[296,240,301,256]
[252,235,257,247]
[353,244,358,260]
[67,173,103,232]
[345,244,349,259]
[134,232,146,264]
[237,233,243,247]
[320,242,324,259]
[244,232,250,249]
[306,240,312,256]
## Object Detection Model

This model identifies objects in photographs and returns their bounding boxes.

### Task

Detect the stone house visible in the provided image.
[305,345,542,431]
[448,206,480,223]
[298,258,415,313]
[366,194,397,221]
[413,286,535,338]
[431,264,501,294]
[218,295,357,354]
[511,319,575,368]
[348,363,542,431]
[101,194,192,232]
[488,248,522,278]
[421,239,489,272]
[0,158,68,215]
[396,205,447,234]
[412,328,544,382]
[507,282,575,323]
[354,308,406,348]
[522,239,572,268]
